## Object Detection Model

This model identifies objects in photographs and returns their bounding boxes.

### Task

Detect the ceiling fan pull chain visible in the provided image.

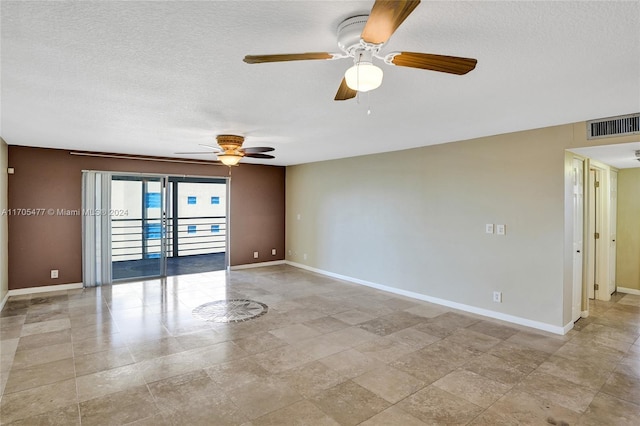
[357,52,361,93]
[356,51,362,105]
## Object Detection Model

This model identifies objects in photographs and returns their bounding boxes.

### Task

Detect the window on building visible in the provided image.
[211,224,220,233]
[187,196,197,205]
[145,223,162,239]
[187,225,196,234]
[211,196,220,205]
[145,193,161,208]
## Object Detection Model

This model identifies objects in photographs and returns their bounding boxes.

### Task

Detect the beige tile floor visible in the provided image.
[1,265,639,425]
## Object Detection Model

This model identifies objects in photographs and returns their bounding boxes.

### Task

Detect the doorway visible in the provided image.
[111,174,168,280]
[82,171,229,285]
[584,162,617,301]
[609,170,617,295]
[165,177,228,276]
[571,157,584,322]
[111,175,229,281]
[587,168,600,299]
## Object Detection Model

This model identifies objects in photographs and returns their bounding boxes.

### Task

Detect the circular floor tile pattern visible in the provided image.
[192,299,268,323]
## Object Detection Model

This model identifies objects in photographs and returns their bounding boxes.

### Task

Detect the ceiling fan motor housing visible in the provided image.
[216,134,245,153]
[337,16,371,54]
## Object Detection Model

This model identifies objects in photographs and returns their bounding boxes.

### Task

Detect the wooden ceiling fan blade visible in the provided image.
[334,77,357,101]
[244,153,275,159]
[242,147,275,154]
[389,52,477,75]
[244,52,334,64]
[361,0,421,44]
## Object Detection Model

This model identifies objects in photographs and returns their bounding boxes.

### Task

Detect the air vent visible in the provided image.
[587,113,640,139]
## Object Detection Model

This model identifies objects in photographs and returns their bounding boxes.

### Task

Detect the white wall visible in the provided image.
[616,168,640,291]
[0,139,9,306]
[287,122,637,332]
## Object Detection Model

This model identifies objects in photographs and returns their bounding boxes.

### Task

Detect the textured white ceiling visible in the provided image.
[1,1,639,166]
[571,142,640,169]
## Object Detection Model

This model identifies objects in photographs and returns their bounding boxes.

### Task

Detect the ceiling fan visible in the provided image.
[176,134,275,166]
[244,0,477,101]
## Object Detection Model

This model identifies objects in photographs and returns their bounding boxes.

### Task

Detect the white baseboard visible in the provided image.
[617,287,640,296]
[562,321,575,334]
[6,282,84,297]
[231,260,286,271]
[286,261,569,335]
[0,291,9,312]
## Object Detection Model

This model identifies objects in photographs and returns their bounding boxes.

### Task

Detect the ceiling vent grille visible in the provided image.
[587,113,640,139]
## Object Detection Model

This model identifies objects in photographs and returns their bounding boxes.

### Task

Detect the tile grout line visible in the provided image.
[67,289,83,426]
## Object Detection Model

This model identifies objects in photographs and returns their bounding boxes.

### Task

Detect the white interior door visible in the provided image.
[587,169,598,299]
[572,158,584,321]
[609,170,617,294]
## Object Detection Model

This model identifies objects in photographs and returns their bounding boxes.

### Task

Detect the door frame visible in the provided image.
[167,176,230,269]
[111,173,169,282]
[609,169,618,295]
[585,160,615,301]
[84,170,230,285]
[571,156,585,322]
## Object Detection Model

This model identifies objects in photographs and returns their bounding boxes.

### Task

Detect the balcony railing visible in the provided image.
[111,216,226,261]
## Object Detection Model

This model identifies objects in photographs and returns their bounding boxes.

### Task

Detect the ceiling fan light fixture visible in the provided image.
[218,154,243,166]
[344,62,383,92]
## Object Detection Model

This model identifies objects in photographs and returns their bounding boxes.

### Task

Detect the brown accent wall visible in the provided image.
[7,146,285,290]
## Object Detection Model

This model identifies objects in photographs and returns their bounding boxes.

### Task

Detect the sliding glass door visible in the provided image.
[111,175,168,281]
[83,171,228,286]
[166,177,228,275]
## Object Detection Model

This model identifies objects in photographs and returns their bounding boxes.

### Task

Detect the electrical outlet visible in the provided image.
[272,248,276,256]
[50,269,59,279]
[253,251,258,259]
[486,224,494,234]
[288,249,292,256]
[493,291,502,303]
[303,253,307,260]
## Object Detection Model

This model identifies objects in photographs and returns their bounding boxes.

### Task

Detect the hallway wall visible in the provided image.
[616,167,640,291]
[286,121,637,331]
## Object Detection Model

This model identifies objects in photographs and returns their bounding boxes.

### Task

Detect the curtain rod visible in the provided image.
[69,151,223,166]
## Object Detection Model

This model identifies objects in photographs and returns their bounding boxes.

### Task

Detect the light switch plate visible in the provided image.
[496,224,506,235]
[485,224,494,234]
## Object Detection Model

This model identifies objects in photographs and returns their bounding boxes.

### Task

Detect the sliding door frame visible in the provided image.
[83,170,230,286]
